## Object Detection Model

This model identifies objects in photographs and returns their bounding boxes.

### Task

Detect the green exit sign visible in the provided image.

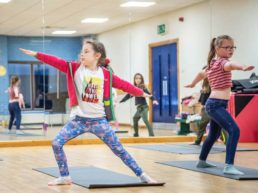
[157,24,166,35]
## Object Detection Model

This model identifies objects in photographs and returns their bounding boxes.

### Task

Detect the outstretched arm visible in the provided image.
[19,48,69,73]
[120,93,133,103]
[224,61,255,71]
[185,69,206,88]
[112,74,152,99]
[19,48,37,57]
[143,88,159,105]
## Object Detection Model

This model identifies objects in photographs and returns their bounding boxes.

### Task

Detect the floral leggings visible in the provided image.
[52,116,143,177]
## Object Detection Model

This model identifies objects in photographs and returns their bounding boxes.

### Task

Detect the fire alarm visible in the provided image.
[179,17,184,22]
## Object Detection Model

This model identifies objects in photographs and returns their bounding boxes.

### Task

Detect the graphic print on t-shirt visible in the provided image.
[81,76,101,103]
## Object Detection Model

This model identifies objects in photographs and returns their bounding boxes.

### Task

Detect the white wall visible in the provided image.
[99,0,258,124]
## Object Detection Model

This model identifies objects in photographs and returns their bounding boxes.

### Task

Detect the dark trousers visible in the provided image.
[8,102,21,130]
[195,107,210,144]
[199,98,240,164]
[195,107,229,145]
[133,104,154,136]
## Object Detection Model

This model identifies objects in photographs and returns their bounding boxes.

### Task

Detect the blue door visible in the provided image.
[152,43,178,123]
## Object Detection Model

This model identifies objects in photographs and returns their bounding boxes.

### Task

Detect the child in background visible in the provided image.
[192,77,211,145]
[185,35,254,175]
[120,73,158,137]
[7,76,25,134]
[190,77,228,145]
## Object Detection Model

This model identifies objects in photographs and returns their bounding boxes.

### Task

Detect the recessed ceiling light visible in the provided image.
[81,18,109,23]
[52,30,76,35]
[120,1,156,7]
[0,0,11,3]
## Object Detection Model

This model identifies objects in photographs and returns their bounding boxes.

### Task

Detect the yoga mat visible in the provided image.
[158,160,258,180]
[130,143,258,154]
[34,166,165,188]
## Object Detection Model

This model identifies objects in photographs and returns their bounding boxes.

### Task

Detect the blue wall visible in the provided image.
[0,36,9,115]
[8,36,83,61]
[0,36,83,115]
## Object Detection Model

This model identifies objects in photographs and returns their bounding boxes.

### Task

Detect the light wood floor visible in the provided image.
[0,143,258,193]
[0,125,178,141]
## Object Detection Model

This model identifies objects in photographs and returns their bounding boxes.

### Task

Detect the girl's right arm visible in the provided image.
[185,69,206,88]
[19,48,68,73]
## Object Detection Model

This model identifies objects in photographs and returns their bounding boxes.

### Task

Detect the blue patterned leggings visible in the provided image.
[52,116,143,177]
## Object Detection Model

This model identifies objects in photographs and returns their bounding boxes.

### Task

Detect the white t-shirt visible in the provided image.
[70,65,105,118]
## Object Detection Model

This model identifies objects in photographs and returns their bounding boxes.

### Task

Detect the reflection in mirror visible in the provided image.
[2,0,257,143]
[1,0,211,142]
[0,0,50,141]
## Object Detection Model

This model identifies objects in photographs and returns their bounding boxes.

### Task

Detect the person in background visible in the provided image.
[7,76,25,134]
[191,77,211,145]
[120,73,158,137]
[190,77,228,145]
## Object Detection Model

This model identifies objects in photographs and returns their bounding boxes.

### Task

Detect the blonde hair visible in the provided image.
[202,78,211,93]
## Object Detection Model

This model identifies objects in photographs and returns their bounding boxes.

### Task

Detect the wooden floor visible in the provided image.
[0,143,258,193]
[0,125,179,141]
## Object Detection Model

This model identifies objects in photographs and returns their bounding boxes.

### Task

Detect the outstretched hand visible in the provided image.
[153,100,159,105]
[243,65,255,71]
[19,48,37,57]
[184,83,195,88]
[142,92,152,98]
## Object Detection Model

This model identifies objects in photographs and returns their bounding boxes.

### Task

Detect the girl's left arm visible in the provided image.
[144,88,159,105]
[224,61,255,71]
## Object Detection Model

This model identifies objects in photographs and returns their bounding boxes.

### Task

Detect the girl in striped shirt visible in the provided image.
[185,35,254,175]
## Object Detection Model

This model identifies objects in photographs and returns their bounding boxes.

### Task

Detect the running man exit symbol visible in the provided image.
[157,24,166,35]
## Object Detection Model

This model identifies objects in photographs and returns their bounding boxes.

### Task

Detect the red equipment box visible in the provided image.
[228,93,258,142]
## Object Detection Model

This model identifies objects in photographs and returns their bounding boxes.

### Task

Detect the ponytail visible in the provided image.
[202,78,211,93]
[207,38,216,69]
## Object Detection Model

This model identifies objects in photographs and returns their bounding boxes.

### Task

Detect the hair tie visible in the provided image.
[105,58,110,65]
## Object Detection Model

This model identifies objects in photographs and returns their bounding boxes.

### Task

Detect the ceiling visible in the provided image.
[0,0,205,36]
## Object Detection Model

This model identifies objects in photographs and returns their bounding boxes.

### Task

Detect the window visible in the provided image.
[8,62,68,112]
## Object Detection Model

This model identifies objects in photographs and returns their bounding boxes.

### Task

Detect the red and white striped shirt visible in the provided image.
[206,58,232,90]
